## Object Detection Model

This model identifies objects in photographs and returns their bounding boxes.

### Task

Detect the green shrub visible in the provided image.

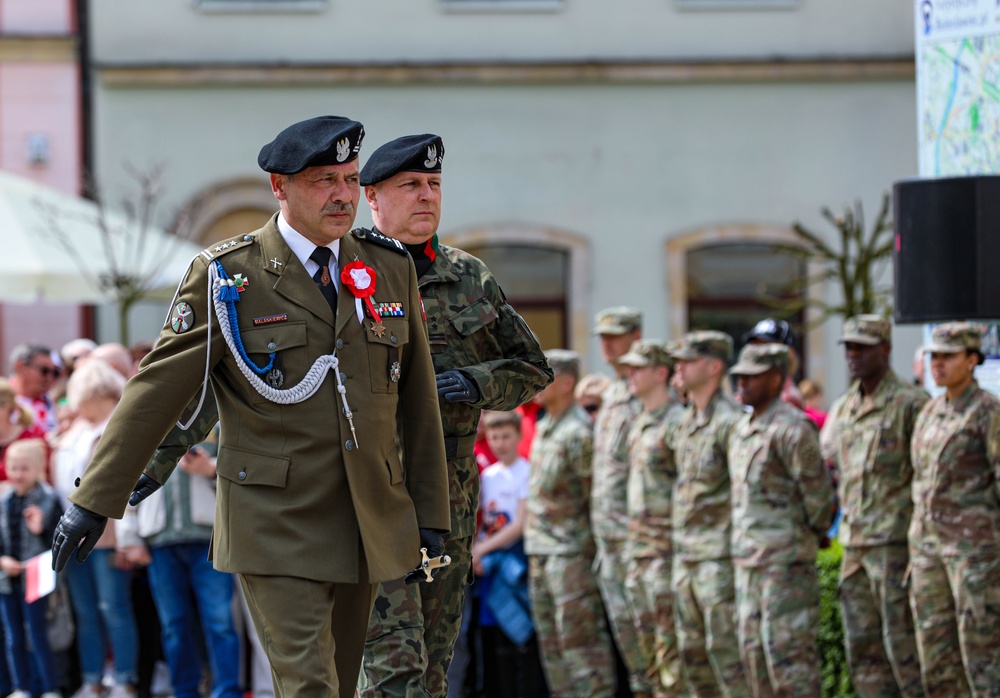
[818,541,855,698]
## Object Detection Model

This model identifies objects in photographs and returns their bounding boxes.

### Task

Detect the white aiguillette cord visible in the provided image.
[166,259,360,449]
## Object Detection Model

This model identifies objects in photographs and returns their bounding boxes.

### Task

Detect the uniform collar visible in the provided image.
[945,379,980,412]
[416,243,461,285]
[844,369,900,416]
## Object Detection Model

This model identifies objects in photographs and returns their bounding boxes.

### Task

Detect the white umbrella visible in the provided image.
[0,169,203,303]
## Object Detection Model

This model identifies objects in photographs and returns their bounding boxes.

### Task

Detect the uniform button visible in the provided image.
[238,471,247,481]
[345,440,354,451]
[267,342,277,351]
[390,336,397,343]
[243,235,253,241]
[336,339,344,349]
[340,371,347,382]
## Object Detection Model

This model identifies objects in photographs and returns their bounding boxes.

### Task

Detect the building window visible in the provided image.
[674,0,800,10]
[438,0,565,14]
[191,0,327,14]
[686,242,807,372]
[460,244,568,350]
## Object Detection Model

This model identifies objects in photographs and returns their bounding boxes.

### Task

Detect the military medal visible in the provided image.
[371,321,387,338]
[233,274,250,293]
[390,361,401,383]
[264,367,284,388]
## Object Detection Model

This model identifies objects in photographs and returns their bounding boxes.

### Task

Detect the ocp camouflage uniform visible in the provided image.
[592,376,650,693]
[728,346,833,698]
[824,365,927,698]
[624,399,686,697]
[672,389,751,698]
[526,400,615,698]
[910,369,1000,697]
[361,243,552,698]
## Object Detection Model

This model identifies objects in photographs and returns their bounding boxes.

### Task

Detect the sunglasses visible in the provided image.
[29,364,62,379]
[583,403,601,414]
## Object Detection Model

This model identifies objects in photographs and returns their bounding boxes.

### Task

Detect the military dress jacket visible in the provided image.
[727,398,833,568]
[672,389,743,562]
[909,380,1000,559]
[823,370,928,548]
[70,215,450,584]
[415,242,552,540]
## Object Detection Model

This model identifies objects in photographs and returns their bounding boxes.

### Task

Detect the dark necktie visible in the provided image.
[309,246,337,312]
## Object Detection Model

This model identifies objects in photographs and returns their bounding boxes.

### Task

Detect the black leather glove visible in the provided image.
[51,504,108,572]
[436,370,479,404]
[129,473,162,506]
[419,527,447,559]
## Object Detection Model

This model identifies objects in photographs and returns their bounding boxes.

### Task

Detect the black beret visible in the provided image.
[258,116,365,174]
[360,134,444,186]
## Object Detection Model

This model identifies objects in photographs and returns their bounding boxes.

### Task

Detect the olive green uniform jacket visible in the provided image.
[70,215,450,585]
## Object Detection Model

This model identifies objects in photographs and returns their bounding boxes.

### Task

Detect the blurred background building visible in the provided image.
[3,0,923,394]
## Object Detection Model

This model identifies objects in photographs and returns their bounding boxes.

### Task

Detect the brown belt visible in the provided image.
[443,434,477,460]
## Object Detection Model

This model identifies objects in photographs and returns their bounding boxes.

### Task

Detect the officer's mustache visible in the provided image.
[323,202,355,215]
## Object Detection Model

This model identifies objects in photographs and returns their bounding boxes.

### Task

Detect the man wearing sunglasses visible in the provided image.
[7,343,61,433]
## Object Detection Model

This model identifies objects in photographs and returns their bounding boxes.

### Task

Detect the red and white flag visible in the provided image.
[24,550,56,603]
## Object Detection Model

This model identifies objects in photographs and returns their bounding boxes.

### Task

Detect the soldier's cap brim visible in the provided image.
[921,342,965,354]
[593,323,634,336]
[617,353,652,367]
[838,333,884,346]
[728,362,772,376]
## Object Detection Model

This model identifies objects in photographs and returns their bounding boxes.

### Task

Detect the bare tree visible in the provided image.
[38,163,197,344]
[767,193,894,326]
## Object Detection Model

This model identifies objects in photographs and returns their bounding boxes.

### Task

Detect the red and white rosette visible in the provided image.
[340,260,382,325]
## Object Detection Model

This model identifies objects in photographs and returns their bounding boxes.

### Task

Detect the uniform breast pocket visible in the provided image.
[239,322,308,366]
[366,318,409,394]
[447,298,499,363]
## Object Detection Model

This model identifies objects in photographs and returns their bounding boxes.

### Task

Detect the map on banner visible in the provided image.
[916,0,1000,177]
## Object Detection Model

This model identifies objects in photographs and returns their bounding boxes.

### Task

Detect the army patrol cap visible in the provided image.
[617,339,676,369]
[545,349,581,379]
[923,322,985,364]
[729,343,790,377]
[593,306,642,336]
[672,331,734,364]
[360,134,444,186]
[839,315,891,346]
[257,116,365,174]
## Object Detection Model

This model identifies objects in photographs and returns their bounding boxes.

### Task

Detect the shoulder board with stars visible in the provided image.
[351,227,407,255]
[200,234,256,261]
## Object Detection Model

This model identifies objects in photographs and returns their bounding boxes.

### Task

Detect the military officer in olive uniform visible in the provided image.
[356,134,552,698]
[50,116,451,698]
[822,316,927,698]
[728,343,834,698]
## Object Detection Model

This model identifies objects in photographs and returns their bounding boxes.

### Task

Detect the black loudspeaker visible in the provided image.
[893,175,1000,323]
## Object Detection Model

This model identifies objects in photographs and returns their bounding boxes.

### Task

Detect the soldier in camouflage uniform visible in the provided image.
[618,340,686,697]
[821,316,927,698]
[671,331,751,698]
[590,307,653,696]
[909,322,1000,697]
[526,350,616,698]
[357,135,553,697]
[727,343,834,698]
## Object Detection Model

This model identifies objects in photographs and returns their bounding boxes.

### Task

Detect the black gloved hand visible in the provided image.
[52,504,108,572]
[129,473,162,506]
[419,527,447,559]
[436,370,479,404]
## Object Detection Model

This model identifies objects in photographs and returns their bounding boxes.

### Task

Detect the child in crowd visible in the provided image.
[0,438,64,698]
[472,411,546,698]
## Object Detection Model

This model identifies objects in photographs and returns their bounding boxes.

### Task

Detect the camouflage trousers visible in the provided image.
[673,558,751,698]
[735,562,822,698]
[528,553,616,698]
[908,551,1000,698]
[624,554,684,697]
[595,537,653,693]
[358,535,473,698]
[839,545,923,698]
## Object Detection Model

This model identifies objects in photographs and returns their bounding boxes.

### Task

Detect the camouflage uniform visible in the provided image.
[823,316,928,698]
[672,330,751,698]
[361,242,552,698]
[908,323,1000,698]
[727,344,834,698]
[526,358,615,698]
[591,307,651,695]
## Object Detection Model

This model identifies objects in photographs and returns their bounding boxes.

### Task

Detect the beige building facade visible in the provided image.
[86,0,922,394]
